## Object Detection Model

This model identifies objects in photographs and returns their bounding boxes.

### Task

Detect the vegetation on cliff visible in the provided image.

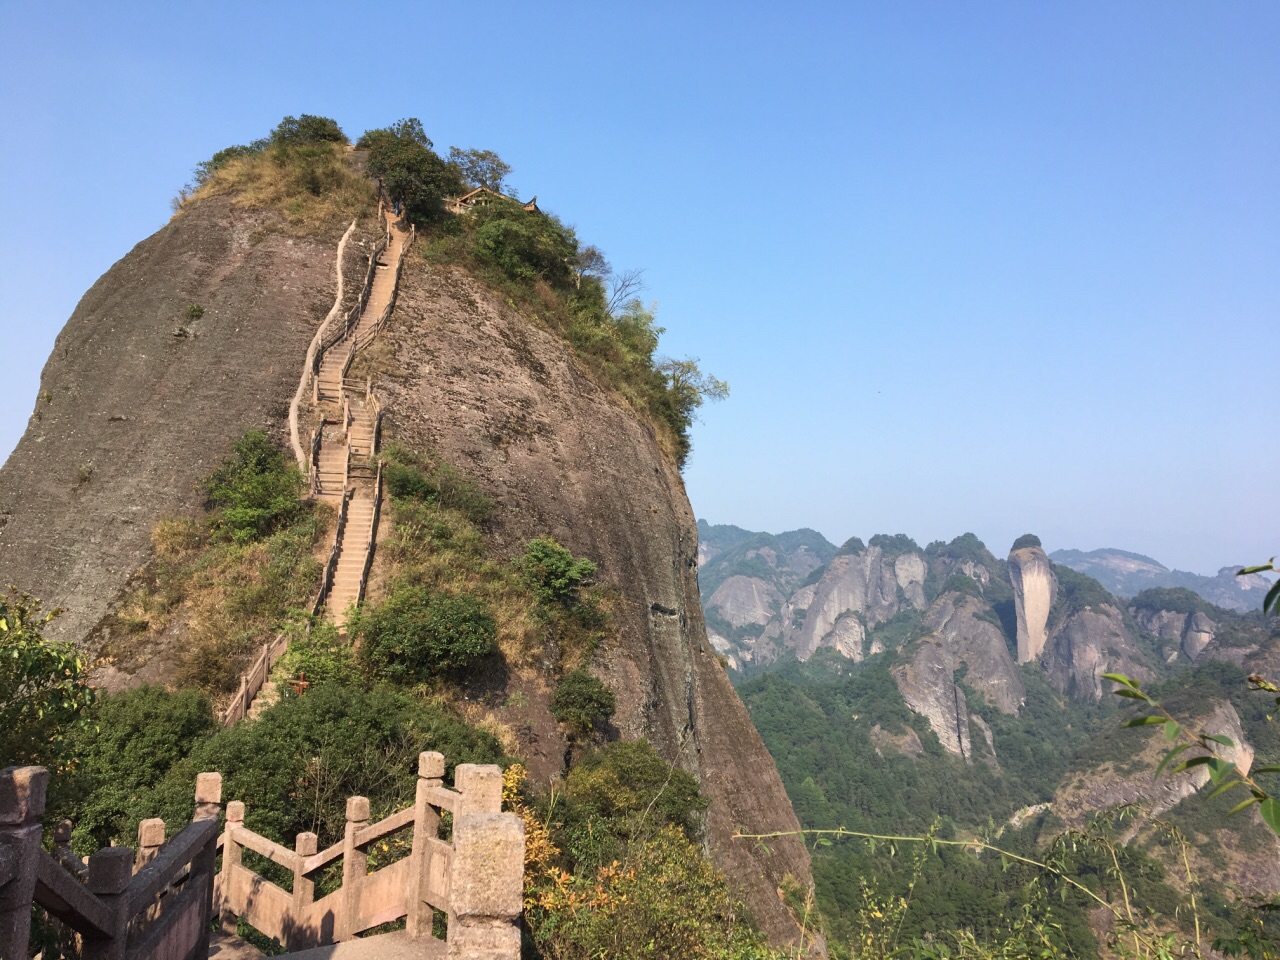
[21,423,785,956]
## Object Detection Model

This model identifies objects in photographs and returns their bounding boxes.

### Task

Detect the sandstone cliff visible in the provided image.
[0,202,815,945]
[789,544,928,660]
[0,198,358,645]
[1008,543,1056,663]
[890,590,1023,759]
[374,261,814,940]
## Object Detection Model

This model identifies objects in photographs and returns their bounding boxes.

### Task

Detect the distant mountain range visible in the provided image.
[1048,547,1271,612]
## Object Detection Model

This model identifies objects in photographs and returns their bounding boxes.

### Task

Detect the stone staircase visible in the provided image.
[309,207,408,632]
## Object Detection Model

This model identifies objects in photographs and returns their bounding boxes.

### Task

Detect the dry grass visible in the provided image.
[103,507,331,694]
[178,143,376,236]
[381,495,543,668]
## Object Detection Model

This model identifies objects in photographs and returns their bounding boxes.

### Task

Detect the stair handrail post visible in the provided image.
[405,752,444,939]
[134,817,167,927]
[338,796,370,940]
[81,846,133,960]
[448,809,525,960]
[219,800,245,934]
[293,831,318,913]
[191,771,223,960]
[0,765,48,960]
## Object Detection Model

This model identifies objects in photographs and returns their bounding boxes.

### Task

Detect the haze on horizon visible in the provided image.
[1,2,1275,577]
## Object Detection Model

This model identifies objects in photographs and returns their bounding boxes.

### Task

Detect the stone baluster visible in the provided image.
[135,818,166,927]
[220,800,245,933]
[447,764,516,958]
[293,831,318,911]
[447,812,524,960]
[338,796,370,940]
[0,765,48,960]
[454,764,503,816]
[190,773,222,960]
[82,846,134,960]
[406,751,445,939]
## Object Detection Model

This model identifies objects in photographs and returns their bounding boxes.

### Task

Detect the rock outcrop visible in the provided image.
[789,545,927,660]
[366,262,815,945]
[889,590,1024,759]
[0,201,817,946]
[921,592,1024,714]
[1133,607,1218,662]
[1042,604,1153,700]
[1008,543,1057,663]
[0,198,354,644]
[892,641,973,759]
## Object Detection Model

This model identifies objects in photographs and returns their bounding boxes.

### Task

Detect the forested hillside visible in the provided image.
[701,523,1280,957]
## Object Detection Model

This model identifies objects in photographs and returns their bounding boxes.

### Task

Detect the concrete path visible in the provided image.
[282,930,446,959]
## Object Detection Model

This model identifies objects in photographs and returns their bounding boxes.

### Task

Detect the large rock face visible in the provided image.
[921,592,1024,714]
[0,206,816,947]
[363,262,815,946]
[1008,545,1057,662]
[1042,604,1153,700]
[0,198,349,643]
[789,546,927,660]
[890,591,1024,759]
[1132,608,1218,662]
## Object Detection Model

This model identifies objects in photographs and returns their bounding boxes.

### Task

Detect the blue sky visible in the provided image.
[1,2,1276,573]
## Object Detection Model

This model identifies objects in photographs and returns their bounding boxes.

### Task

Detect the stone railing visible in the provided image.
[1,765,223,960]
[219,633,289,726]
[314,484,351,616]
[291,220,355,471]
[311,226,389,402]
[216,753,522,957]
[356,223,414,351]
[356,462,383,608]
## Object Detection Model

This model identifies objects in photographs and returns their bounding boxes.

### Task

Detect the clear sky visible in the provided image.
[1,2,1276,574]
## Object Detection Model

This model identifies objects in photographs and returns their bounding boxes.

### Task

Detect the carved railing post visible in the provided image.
[136,818,165,871]
[220,800,245,933]
[191,773,222,960]
[82,846,133,960]
[447,764,517,957]
[293,831,317,911]
[447,812,524,960]
[135,818,166,927]
[406,752,445,938]
[339,796,370,939]
[454,765,503,816]
[0,765,48,960]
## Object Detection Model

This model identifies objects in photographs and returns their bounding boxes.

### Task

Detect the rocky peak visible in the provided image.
[789,544,928,661]
[1008,536,1057,663]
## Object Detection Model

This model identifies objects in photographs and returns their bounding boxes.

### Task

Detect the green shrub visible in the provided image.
[380,445,492,524]
[518,538,596,609]
[148,683,505,846]
[274,619,358,686]
[530,825,779,960]
[354,586,496,682]
[561,740,707,848]
[0,590,95,770]
[1011,533,1043,550]
[360,118,466,223]
[270,114,347,146]
[470,201,577,285]
[59,686,214,851]
[205,431,304,543]
[551,669,616,737]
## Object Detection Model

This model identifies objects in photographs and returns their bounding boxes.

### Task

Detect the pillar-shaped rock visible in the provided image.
[1008,538,1057,663]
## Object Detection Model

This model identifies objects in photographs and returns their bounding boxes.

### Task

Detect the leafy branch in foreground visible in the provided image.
[734,825,1193,959]
[1103,672,1280,835]
[1236,559,1280,615]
